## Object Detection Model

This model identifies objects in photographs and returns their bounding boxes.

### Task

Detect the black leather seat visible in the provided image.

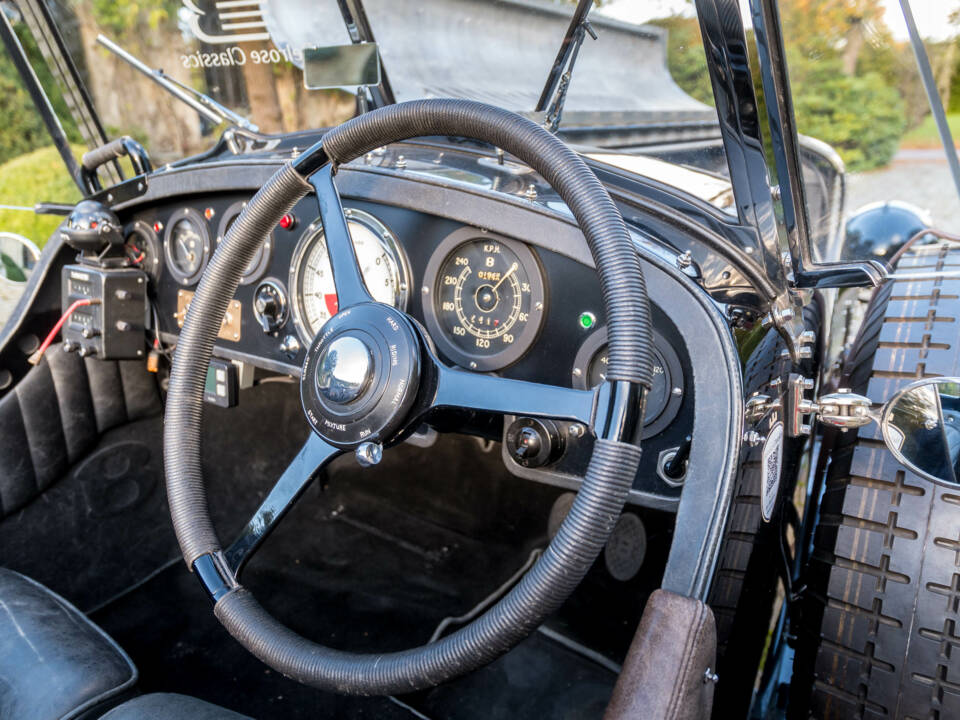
[0,569,250,720]
[0,568,136,719]
[101,694,251,719]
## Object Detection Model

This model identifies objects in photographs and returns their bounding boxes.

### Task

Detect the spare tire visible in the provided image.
[790,239,960,719]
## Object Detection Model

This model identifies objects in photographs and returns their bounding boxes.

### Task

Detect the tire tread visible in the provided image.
[792,241,960,720]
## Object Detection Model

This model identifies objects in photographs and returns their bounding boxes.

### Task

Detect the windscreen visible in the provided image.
[0,1,733,196]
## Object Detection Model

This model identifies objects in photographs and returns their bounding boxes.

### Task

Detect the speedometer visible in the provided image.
[423,229,546,371]
[289,209,409,342]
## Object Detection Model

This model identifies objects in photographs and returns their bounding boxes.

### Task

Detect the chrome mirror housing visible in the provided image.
[880,378,960,485]
[797,377,960,485]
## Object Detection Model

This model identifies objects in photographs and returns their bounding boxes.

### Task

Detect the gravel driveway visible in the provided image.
[846,149,960,232]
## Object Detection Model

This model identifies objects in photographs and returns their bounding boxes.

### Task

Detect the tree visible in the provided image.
[646,14,713,106]
[0,13,80,166]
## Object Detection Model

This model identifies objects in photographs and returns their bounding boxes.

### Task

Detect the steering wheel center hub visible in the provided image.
[316,335,373,404]
[301,303,421,447]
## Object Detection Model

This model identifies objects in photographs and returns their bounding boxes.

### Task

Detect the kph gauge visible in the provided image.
[423,229,546,372]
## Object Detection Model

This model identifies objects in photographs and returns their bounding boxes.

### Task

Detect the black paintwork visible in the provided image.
[308,165,377,308]
[695,0,884,290]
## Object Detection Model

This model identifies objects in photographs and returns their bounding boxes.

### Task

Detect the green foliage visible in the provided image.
[902,112,960,148]
[647,15,714,106]
[89,0,179,37]
[0,253,26,282]
[0,23,81,166]
[0,146,84,248]
[790,59,906,171]
[647,3,909,171]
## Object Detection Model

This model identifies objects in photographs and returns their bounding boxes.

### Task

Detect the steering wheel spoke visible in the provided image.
[224,433,342,578]
[427,359,598,428]
[308,164,374,309]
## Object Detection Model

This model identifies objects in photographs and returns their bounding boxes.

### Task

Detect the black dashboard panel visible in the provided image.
[135,191,696,507]
[101,147,738,514]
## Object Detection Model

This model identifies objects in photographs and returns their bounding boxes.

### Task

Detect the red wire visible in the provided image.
[31,298,98,364]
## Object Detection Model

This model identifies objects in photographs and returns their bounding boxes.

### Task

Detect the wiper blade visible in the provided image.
[96,34,258,132]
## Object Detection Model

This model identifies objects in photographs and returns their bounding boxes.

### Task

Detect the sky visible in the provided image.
[597,0,960,41]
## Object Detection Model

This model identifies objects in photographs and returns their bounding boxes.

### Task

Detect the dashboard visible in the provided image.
[0,136,746,595]
[126,185,696,510]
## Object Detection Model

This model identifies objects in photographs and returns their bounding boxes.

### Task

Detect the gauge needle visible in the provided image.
[178,237,195,263]
[493,262,519,291]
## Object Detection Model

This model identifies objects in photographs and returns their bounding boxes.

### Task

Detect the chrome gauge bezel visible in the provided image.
[217,200,272,286]
[163,207,211,285]
[123,219,161,283]
[422,227,547,372]
[288,208,411,344]
[572,325,684,438]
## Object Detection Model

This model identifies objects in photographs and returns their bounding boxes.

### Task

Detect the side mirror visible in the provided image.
[0,232,41,328]
[881,378,960,484]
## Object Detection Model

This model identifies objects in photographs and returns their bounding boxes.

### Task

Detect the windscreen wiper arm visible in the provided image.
[96,34,258,132]
[536,0,597,133]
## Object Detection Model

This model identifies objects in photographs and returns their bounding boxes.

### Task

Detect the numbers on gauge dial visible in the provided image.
[434,238,542,363]
[296,218,404,338]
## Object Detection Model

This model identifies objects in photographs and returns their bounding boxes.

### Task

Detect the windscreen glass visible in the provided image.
[0,0,736,210]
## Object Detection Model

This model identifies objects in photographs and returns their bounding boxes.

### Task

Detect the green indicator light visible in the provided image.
[579,311,596,330]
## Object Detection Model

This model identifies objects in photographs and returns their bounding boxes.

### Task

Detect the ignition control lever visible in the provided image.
[663,435,692,480]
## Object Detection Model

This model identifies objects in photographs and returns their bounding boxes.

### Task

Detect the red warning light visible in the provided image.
[204,207,215,221]
[153,221,163,234]
[279,213,297,231]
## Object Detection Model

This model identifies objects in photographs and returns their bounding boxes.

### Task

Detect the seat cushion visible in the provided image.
[0,569,137,720]
[0,344,161,518]
[101,694,252,720]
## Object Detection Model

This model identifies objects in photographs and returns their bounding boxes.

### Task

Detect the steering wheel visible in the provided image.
[164,99,653,695]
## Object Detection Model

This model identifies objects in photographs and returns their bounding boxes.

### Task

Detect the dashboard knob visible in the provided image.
[279,334,300,358]
[506,417,563,468]
[253,280,287,334]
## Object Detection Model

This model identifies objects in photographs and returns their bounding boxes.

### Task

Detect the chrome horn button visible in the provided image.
[300,303,422,448]
[316,335,373,404]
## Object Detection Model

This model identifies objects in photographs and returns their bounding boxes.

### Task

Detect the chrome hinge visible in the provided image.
[762,294,814,364]
[745,393,773,424]
[786,373,817,437]
[783,375,875,437]
[815,388,875,431]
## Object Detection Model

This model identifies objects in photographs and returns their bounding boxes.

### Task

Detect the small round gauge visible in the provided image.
[123,220,160,282]
[289,208,409,342]
[217,200,272,285]
[163,208,210,285]
[423,228,546,372]
[573,326,684,438]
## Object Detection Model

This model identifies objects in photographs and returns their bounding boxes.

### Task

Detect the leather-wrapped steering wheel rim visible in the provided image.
[164,99,653,695]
